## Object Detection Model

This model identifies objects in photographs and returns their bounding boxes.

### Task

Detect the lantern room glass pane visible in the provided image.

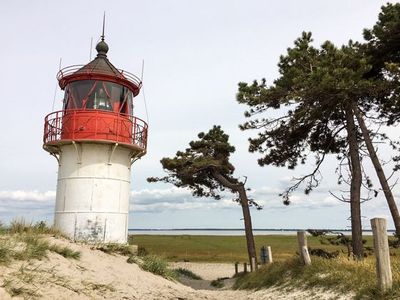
[63,80,133,114]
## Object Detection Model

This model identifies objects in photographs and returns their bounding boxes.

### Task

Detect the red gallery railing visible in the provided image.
[43,109,148,151]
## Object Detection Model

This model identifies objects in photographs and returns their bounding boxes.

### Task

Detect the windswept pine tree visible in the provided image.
[148,126,260,270]
[236,18,400,257]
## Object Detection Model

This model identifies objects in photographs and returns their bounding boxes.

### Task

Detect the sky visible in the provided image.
[0,0,399,230]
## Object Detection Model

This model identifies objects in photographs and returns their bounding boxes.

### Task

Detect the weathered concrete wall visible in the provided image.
[54,143,132,243]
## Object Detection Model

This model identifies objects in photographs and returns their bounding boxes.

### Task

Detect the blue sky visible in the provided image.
[0,0,398,230]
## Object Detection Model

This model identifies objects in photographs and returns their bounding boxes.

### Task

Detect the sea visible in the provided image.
[128,229,394,236]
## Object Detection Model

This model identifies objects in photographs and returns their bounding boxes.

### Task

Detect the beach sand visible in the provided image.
[0,237,352,299]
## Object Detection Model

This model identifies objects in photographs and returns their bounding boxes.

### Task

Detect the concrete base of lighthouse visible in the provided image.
[54,142,134,243]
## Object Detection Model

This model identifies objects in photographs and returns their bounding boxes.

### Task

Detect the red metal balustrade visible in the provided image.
[43,110,148,151]
[57,65,142,91]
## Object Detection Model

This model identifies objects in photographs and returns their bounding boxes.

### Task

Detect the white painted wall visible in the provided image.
[54,143,133,243]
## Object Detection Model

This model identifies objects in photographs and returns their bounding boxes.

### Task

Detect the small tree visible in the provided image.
[148,126,260,271]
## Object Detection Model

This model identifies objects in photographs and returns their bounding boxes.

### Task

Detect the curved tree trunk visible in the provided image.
[353,105,400,237]
[211,170,258,271]
[345,105,364,259]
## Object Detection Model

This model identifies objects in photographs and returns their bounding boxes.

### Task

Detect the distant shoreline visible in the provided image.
[128,228,396,236]
[129,228,395,232]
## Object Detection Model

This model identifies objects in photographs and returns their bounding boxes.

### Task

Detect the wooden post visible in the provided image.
[297,230,311,265]
[266,246,273,264]
[251,257,257,271]
[301,246,311,266]
[371,218,392,291]
[260,246,267,264]
[243,262,247,273]
[234,262,239,275]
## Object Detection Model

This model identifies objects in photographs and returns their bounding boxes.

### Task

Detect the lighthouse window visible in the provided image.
[63,80,133,114]
[64,80,94,110]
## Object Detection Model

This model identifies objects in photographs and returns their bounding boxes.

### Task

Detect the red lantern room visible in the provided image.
[43,36,148,156]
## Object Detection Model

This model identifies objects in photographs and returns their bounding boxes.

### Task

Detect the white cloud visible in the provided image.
[0,190,55,202]
[0,185,394,216]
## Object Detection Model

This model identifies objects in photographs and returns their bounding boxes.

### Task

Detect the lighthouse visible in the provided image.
[43,34,147,243]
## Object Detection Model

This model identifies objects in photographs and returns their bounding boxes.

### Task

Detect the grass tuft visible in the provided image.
[173,267,202,280]
[137,255,177,280]
[14,234,50,260]
[95,243,132,256]
[49,244,81,259]
[210,277,227,288]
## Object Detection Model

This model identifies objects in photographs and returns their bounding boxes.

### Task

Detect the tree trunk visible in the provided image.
[345,105,364,259]
[237,184,258,271]
[211,170,258,271]
[353,105,400,237]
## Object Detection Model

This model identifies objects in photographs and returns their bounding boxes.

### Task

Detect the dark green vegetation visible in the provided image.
[148,126,259,270]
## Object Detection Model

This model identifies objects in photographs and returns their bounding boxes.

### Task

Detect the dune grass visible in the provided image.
[95,243,133,256]
[48,244,81,259]
[173,267,202,280]
[0,219,80,264]
[234,255,400,299]
[128,254,178,280]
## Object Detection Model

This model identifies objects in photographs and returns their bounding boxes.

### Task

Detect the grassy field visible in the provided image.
[130,234,382,262]
[131,234,400,299]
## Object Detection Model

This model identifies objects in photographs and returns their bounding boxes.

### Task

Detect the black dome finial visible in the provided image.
[96,12,108,57]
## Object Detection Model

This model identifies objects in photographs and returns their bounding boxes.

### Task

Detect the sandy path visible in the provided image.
[169,262,237,280]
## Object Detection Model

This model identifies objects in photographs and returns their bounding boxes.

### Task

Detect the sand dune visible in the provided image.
[0,237,350,299]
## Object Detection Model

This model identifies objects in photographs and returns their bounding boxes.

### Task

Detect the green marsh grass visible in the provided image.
[131,234,380,262]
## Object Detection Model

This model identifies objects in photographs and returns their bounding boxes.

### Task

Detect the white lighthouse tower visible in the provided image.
[43,34,147,243]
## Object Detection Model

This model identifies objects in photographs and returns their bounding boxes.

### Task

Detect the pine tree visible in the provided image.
[148,126,260,270]
[236,33,393,259]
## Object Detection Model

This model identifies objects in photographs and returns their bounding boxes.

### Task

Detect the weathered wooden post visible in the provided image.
[243,262,248,273]
[251,257,257,271]
[234,262,239,275]
[266,246,273,264]
[297,230,311,265]
[260,246,267,264]
[371,218,392,291]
